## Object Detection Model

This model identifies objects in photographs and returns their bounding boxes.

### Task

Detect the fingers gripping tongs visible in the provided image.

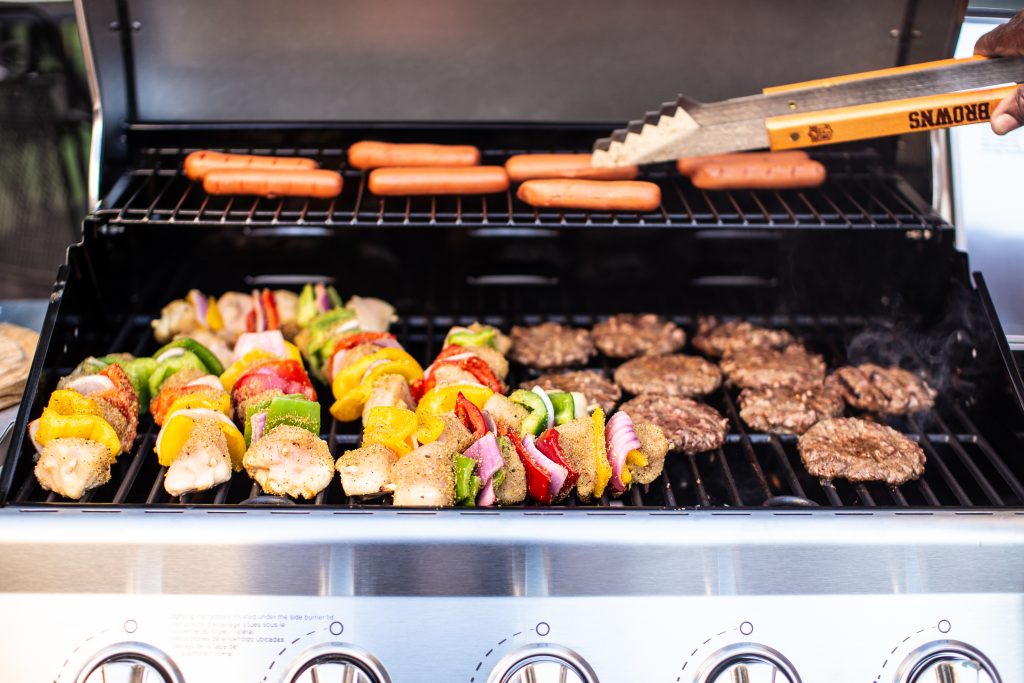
[592,56,1024,167]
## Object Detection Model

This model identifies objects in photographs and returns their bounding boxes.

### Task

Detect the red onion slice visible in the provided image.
[66,374,116,396]
[250,411,268,443]
[477,479,496,507]
[524,434,567,498]
[464,432,504,484]
[188,290,209,329]
[232,330,286,362]
[606,411,642,493]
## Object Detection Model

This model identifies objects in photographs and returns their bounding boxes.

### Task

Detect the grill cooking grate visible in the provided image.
[10,313,1024,509]
[94,147,948,230]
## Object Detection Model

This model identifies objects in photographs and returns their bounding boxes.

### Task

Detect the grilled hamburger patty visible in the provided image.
[738,383,844,435]
[591,313,686,358]
[527,369,622,414]
[620,394,727,453]
[798,417,926,485]
[614,353,722,398]
[510,322,595,369]
[826,364,936,415]
[720,345,826,389]
[691,317,795,358]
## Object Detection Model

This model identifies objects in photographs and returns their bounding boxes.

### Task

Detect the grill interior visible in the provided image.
[8,308,1024,509]
[97,145,945,230]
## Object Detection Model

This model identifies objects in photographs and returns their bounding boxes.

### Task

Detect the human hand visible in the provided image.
[975,11,1024,135]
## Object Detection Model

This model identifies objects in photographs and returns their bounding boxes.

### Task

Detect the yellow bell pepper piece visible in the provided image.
[414,384,493,424]
[414,415,446,445]
[47,389,101,417]
[283,341,302,362]
[362,406,417,456]
[156,409,246,470]
[164,393,232,421]
[36,408,121,457]
[626,449,648,468]
[206,296,224,332]
[219,349,275,391]
[329,387,369,422]
[332,348,422,399]
[591,407,612,498]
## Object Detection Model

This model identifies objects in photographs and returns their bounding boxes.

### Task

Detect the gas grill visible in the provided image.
[2,1,1023,682]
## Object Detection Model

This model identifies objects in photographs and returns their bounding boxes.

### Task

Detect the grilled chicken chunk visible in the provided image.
[347,295,397,332]
[391,441,456,506]
[495,432,527,504]
[34,437,114,500]
[163,420,232,496]
[274,289,300,340]
[483,394,528,433]
[152,299,195,344]
[243,425,333,499]
[362,374,415,422]
[216,291,252,342]
[467,346,509,381]
[336,443,398,496]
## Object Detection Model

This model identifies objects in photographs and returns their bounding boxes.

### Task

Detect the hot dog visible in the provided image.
[505,154,639,182]
[691,159,826,191]
[202,169,343,198]
[676,150,811,176]
[516,179,661,212]
[367,167,509,196]
[184,151,318,181]
[348,141,481,170]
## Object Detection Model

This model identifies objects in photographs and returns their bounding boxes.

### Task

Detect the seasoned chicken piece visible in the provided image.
[391,441,456,506]
[336,443,398,496]
[483,394,528,433]
[163,420,232,496]
[361,374,415,422]
[176,329,233,368]
[274,290,300,341]
[495,432,527,504]
[242,425,333,499]
[347,295,396,332]
[554,417,597,499]
[216,291,252,343]
[629,421,671,485]
[432,364,480,388]
[152,299,196,344]
[433,412,475,453]
[34,437,114,499]
[93,396,133,451]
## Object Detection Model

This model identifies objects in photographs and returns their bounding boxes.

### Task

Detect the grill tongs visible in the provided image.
[592,56,1024,167]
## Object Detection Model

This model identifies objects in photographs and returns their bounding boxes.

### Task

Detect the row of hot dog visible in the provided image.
[182,143,826,211]
[28,286,671,506]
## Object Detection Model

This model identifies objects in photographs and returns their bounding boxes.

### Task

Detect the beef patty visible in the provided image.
[510,322,595,369]
[620,394,727,453]
[720,345,826,389]
[591,313,686,359]
[527,369,621,414]
[614,353,722,398]
[826,364,936,415]
[798,417,926,485]
[691,317,795,358]
[738,383,844,435]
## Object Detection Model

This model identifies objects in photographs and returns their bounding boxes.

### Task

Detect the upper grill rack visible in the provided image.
[9,312,1024,510]
[95,147,948,230]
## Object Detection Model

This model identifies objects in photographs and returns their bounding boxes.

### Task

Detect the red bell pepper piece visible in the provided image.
[411,345,505,402]
[261,289,280,331]
[535,428,578,499]
[455,392,487,441]
[246,288,281,332]
[233,359,317,404]
[150,382,211,425]
[503,426,553,505]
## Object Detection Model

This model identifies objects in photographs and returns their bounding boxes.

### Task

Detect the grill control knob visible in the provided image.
[696,644,801,683]
[76,643,184,683]
[283,643,392,683]
[486,644,599,683]
[896,641,1001,683]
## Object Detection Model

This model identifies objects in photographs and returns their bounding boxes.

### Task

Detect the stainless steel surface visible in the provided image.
[948,14,1024,348]
[593,57,1024,166]
[75,642,185,683]
[73,0,103,210]
[486,644,598,683]
[283,642,392,683]
[695,643,800,683]
[896,640,1001,683]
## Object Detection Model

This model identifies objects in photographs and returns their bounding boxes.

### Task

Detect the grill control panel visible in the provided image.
[2,590,1019,682]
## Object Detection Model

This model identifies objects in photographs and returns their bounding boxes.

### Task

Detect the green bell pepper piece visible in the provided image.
[118,357,157,414]
[307,308,358,374]
[455,454,481,505]
[445,327,496,349]
[297,284,317,328]
[148,351,205,397]
[154,338,224,376]
[547,391,575,426]
[265,395,321,436]
[509,389,547,437]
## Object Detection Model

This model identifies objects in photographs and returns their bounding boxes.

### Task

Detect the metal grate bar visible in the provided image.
[930,412,1004,505]
[714,447,744,506]
[951,403,1024,502]
[718,388,772,502]
[688,453,711,506]
[908,423,973,506]
[94,147,948,230]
